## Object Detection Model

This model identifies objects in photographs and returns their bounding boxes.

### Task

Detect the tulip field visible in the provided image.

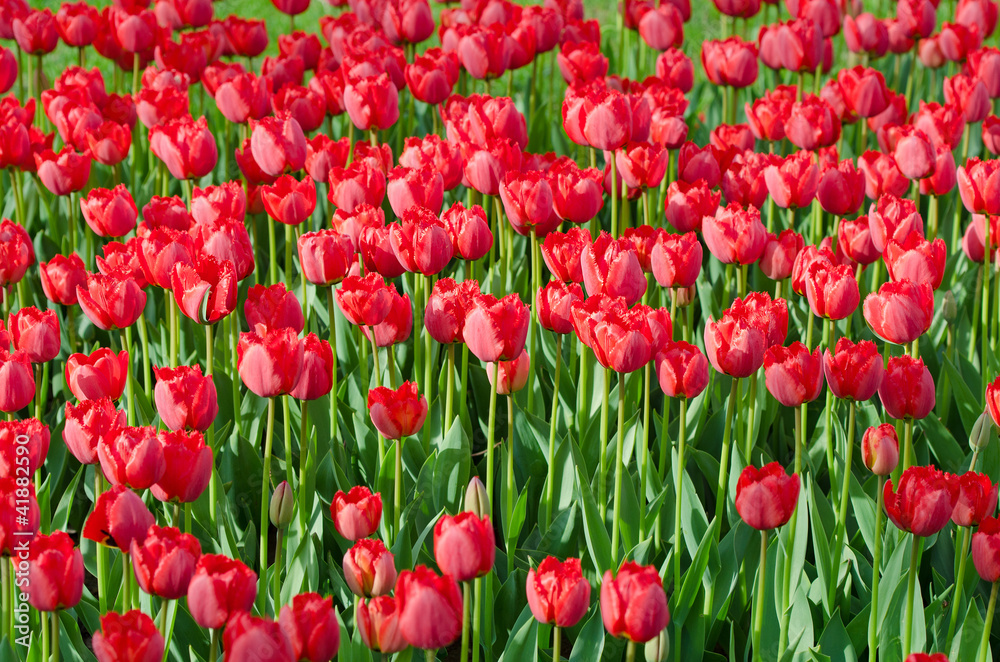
[7,0,1000,661]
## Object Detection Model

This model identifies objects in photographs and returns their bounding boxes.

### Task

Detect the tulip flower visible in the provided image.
[702,202,767,267]
[581,232,647,305]
[63,398,124,466]
[863,280,934,346]
[441,202,493,262]
[0,347,31,413]
[0,419,48,479]
[187,554,258,630]
[83,484,153,553]
[80,185,138,238]
[149,116,217,181]
[433,512,495,582]
[92,611,165,662]
[250,113,307,178]
[245,283,305,334]
[331,486,382,541]
[23,531,83,612]
[464,291,530,364]
[289,333,333,402]
[39,253,87,307]
[336,273,393,328]
[261,174,317,227]
[98,425,164,491]
[600,562,669,644]
[357,596,407,654]
[34,147,90,196]
[237,326,303,399]
[171,257,237,327]
[883,233,947,290]
[150,429,212,505]
[130,525,201,600]
[880,355,936,422]
[389,209,454,276]
[223,612,294,662]
[396,565,463,652]
[735,463,800,531]
[8,307,58,364]
[329,160,387,213]
[762,343,824,408]
[276,593,341,662]
[804,262,860,321]
[343,538,396,598]
[973,516,1000,583]
[526,557,591,630]
[837,217,880,266]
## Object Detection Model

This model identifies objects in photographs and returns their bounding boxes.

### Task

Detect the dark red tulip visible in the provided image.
[187,554,258,629]
[822,338,883,402]
[885,466,957,537]
[98,425,164,490]
[83,485,154,551]
[336,273,393,328]
[805,261,860,320]
[655,340,710,399]
[952,472,999,528]
[331,486,382,541]
[150,429,212,504]
[92,611,164,662]
[879,355,935,421]
[441,202,493,261]
[599,562,670,643]
[736,462,800,530]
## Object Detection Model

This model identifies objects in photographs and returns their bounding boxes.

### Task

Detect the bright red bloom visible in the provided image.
[702,202,767,266]
[703,308,766,379]
[858,151,909,200]
[131,525,201,600]
[64,348,128,402]
[884,466,958,537]
[526,557,590,628]
[736,462,800,530]
[236,326,304,399]
[330,486,382,541]
[884,233,947,290]
[77,271,147,332]
[343,538,396,598]
[759,230,804,282]
[92,611,164,662]
[39,253,87,306]
[63,398,124,466]
[34,147,90,196]
[463,291,530,363]
[336,273,393,328]
[83,485,153,551]
[170,256,237,326]
[424,277,477,345]
[23,531,83,612]
[581,232,647,305]
[863,280,934,345]
[655,340,710,399]
[329,160,387,213]
[151,429,212,504]
[868,194,924,253]
[557,41,608,86]
[344,74,399,132]
[250,113,307,178]
[245,283,304,334]
[399,135,463,192]
[396,565,463,650]
[187,554,258,629]
[357,596,406,654]
[367,381,428,440]
[278,593,340,662]
[0,419,48,479]
[804,262,860,320]
[973,516,1000,582]
[650,231,702,289]
[764,151,819,209]
[98,425,164,490]
[149,117,217,181]
[862,424,899,476]
[762,342,824,407]
[822,338,883,402]
[879,355,936,420]
[8,307,58,364]
[701,37,758,88]
[215,72,271,124]
[817,159,865,216]
[433,512,495,582]
[786,95,840,150]
[952,472,999,528]
[152,365,217,433]
[944,73,991,124]
[80,185,138,238]
[599,562,669,643]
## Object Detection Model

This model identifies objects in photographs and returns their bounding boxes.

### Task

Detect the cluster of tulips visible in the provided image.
[1,0,1000,660]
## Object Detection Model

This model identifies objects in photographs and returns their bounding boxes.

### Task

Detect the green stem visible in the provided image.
[828,401,856,608]
[471,576,482,662]
[947,525,972,645]
[446,345,456,432]
[599,368,611,521]
[394,434,403,542]
[123,328,135,426]
[778,406,803,657]
[639,363,651,541]
[425,649,436,662]
[625,641,636,662]
[326,288,338,441]
[461,582,471,662]
[283,395,293,487]
[672,398,687,592]
[122,553,131,609]
[610,156,619,238]
[257,398,276,616]
[545,336,562,529]
[51,610,60,662]
[902,534,922,659]
[868,476,885,661]
[978,582,999,662]
[552,626,561,661]
[230,314,242,437]
[753,531,768,662]
[95,472,107,614]
[611,372,626,565]
[527,228,539,413]
[272,529,283,610]
[902,419,914,474]
[743,372,757,460]
[485,362,500,511]
[713,379,740,525]
[209,629,220,662]
[137,314,151,399]
[506,395,515,577]
[984,219,992,381]
[1,560,7,643]
[268,218,278,285]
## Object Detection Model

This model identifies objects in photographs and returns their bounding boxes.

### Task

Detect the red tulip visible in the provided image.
[191,218,256,283]
[0,419,46,481]
[541,227,589,283]
[236,326,303,399]
[399,135,463,192]
[331,486,382,541]
[344,73,399,132]
[278,593,341,662]
[863,280,934,345]
[223,613,293,662]
[272,84,326,133]
[764,151,819,209]
[817,159,865,216]
[702,202,767,266]
[879,355,935,421]
[663,179,719,233]
[703,309,766,379]
[389,209,454,276]
[919,146,959,196]
[537,280,584,335]
[360,284,411,348]
[599,562,669,643]
[972,516,1000,582]
[500,169,557,237]
[152,365,217,432]
[86,120,132,166]
[837,216,880,266]
[557,41,608,86]
[405,49,459,105]
[433,512,495,581]
[462,137,523,197]
[80,185,138,238]
[260,175,317,227]
[39,253,87,306]
[885,466,958,537]
[76,271,146,333]
[568,86,633,151]
[545,158,602,225]
[944,73,990,124]
[701,37,758,88]
[357,596,406,653]
[486,350,530,394]
[822,338,883,402]
[186,554,258,629]
[136,225,196,290]
[735,462,800,530]
[92,611,164,662]
[458,24,513,81]
[424,277,477,345]
[149,117,217,181]
[289,333,334,401]
[575,296,654,374]
[13,9,57,54]
[464,291,530,363]
[98,425,164,490]
[785,95,840,150]
[581,232,647,305]
[329,160,387,213]
[762,342,824,407]
[676,141,721,188]
[151,429,212,504]
[759,230,804,282]
[245,283,304,334]
[65,348,129,402]
[130,525,201,600]
[8,307,58,364]
[655,340,710,400]
[862,424,900,476]
[387,167,444,218]
[367,381,428,440]
[883,233,947,290]
[952,471,999,528]
[396,565,463,650]
[225,17,269,58]
[868,194,925,253]
[83,485,153,551]
[441,202,493,261]
[34,147,90,196]
[344,538,396,598]
[968,46,1000,97]
[804,262,860,320]
[170,257,237,326]
[858,151,909,201]
[63,398,125,465]
[844,14,889,58]
[250,113,307,178]
[55,3,98,47]
[743,85,794,142]
[526,556,590,628]
[336,273,393,328]
[648,231,701,289]
[23,531,83,612]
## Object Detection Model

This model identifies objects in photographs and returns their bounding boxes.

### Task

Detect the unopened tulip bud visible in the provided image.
[465,477,490,518]
[971,411,994,451]
[941,291,957,322]
[269,481,294,529]
[645,628,670,662]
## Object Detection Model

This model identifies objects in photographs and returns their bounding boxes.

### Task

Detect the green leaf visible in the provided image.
[673,519,718,626]
[817,610,857,662]
[568,612,605,662]
[572,442,612,574]
[499,605,538,662]
[941,357,981,437]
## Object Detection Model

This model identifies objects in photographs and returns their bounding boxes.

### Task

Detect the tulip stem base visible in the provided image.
[272,529,283,611]
[552,626,561,661]
[283,395,293,488]
[828,401,856,609]
[599,368,611,521]
[51,611,59,662]
[208,629,219,662]
[672,398,687,594]
[902,534,923,659]
[867,476,886,660]
[901,419,914,474]
[425,649,436,662]
[611,372,626,566]
[506,395,515,576]
[461,582,471,662]
[257,397,276,616]
[978,581,999,662]
[947,525,972,645]
[471,576,482,662]
[545,336,562,529]
[753,531,768,662]
[625,641,636,662]
[446,345,456,433]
